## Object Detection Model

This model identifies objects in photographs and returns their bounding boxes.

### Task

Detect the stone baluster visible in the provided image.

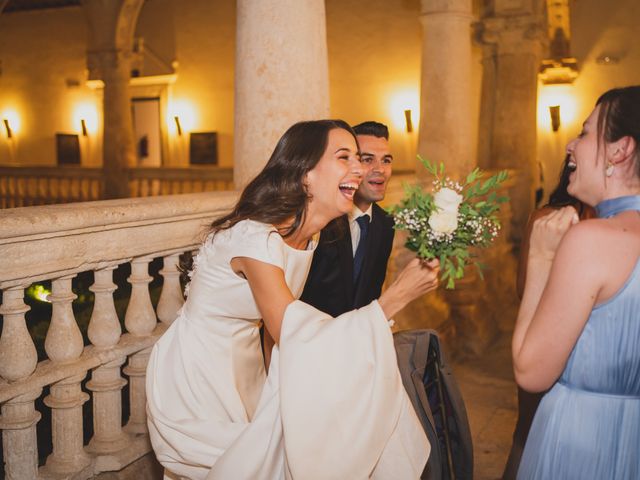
[123,348,151,434]
[123,257,156,434]
[0,286,41,480]
[86,267,129,454]
[124,257,157,337]
[0,286,37,382]
[0,389,42,480]
[42,275,91,475]
[156,253,184,325]
[88,267,121,348]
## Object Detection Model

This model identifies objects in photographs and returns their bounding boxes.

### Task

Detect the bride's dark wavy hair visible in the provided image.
[209,119,356,238]
[179,119,356,281]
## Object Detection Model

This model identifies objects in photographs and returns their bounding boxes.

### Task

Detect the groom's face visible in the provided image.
[354,135,393,211]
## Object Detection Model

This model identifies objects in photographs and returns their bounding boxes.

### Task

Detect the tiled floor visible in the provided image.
[451,329,519,480]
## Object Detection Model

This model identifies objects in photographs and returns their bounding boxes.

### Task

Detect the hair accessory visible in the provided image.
[606,162,615,177]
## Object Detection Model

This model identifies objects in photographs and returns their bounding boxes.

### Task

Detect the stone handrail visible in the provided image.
[0,191,238,478]
[0,165,234,208]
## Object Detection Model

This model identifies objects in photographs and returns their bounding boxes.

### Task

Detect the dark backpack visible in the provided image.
[394,329,474,480]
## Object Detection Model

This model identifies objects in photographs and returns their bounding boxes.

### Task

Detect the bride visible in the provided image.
[146,119,440,479]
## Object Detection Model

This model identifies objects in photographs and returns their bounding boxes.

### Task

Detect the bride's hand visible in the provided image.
[378,258,440,319]
[529,206,579,263]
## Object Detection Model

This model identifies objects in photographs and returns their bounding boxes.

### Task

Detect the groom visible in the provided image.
[301,121,395,316]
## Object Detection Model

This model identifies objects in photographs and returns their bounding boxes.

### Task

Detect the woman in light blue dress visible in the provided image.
[513,86,640,479]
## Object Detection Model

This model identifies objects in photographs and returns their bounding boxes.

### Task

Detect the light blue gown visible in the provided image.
[518,195,640,480]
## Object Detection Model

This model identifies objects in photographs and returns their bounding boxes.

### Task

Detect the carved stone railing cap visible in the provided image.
[0,191,238,288]
[0,191,237,242]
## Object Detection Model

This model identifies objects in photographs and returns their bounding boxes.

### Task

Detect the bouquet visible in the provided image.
[390,156,508,289]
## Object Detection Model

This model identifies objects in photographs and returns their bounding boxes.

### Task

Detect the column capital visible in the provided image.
[479,13,546,56]
[420,0,471,17]
[87,49,133,81]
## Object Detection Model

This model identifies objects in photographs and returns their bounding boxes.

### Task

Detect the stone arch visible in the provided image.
[114,0,145,53]
[82,0,144,56]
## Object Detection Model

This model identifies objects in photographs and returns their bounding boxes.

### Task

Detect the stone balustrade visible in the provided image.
[127,166,234,198]
[0,191,237,479]
[0,166,103,208]
[0,165,234,208]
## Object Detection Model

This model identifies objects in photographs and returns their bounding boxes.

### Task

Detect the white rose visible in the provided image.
[433,187,463,214]
[428,211,459,234]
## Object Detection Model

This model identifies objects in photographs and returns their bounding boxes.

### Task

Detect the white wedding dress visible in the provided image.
[146,220,429,479]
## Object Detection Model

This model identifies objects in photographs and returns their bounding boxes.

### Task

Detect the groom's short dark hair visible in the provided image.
[353,121,389,140]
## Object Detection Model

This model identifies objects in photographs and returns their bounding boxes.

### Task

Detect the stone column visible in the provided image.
[418,0,474,181]
[83,0,145,199]
[94,50,137,199]
[478,1,546,242]
[234,0,330,188]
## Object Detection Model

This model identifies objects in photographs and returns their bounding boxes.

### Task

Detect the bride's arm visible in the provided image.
[378,258,440,319]
[232,256,441,344]
[231,256,294,343]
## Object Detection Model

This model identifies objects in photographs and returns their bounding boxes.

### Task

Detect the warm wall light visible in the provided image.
[404,109,413,133]
[73,102,99,136]
[549,105,561,132]
[168,99,197,136]
[3,119,12,139]
[538,84,576,132]
[1,109,20,138]
[389,89,420,133]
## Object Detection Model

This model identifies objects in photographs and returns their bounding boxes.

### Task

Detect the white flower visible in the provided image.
[428,210,459,234]
[433,187,463,214]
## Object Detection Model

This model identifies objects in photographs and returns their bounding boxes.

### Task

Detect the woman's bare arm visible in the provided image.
[513,212,603,392]
[231,256,294,343]
[516,207,553,299]
[233,256,440,344]
[378,258,440,319]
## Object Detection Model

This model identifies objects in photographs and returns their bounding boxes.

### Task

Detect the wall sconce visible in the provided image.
[549,105,561,132]
[174,116,183,136]
[3,118,13,139]
[80,119,88,137]
[404,109,413,133]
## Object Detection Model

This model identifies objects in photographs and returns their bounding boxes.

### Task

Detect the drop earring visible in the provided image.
[606,162,615,177]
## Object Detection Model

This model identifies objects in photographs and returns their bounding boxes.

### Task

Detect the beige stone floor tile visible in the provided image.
[451,328,519,480]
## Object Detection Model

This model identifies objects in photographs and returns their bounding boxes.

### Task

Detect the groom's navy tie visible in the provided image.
[353,214,370,283]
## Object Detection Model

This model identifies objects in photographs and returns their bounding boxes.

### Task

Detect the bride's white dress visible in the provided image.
[146,220,429,479]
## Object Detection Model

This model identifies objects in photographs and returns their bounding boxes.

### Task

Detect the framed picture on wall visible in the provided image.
[56,133,81,165]
[189,132,218,165]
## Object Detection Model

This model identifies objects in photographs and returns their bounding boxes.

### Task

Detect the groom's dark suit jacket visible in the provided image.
[300,203,395,317]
